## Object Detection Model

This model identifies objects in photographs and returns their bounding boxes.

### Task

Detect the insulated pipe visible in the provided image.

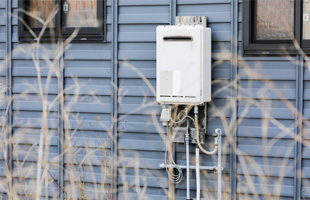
[185,133,190,200]
[196,147,201,200]
[194,106,218,155]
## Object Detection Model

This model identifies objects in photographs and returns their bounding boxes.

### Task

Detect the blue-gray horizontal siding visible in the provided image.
[10,0,60,197]
[117,1,171,199]
[237,1,298,198]
[0,0,307,199]
[0,0,8,198]
[62,1,113,198]
[302,64,310,199]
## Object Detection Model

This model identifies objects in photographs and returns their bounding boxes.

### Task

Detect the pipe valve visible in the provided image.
[212,128,222,146]
[212,128,222,137]
[215,128,222,136]
[214,136,219,146]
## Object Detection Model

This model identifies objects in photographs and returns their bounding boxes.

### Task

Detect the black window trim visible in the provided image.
[62,0,106,41]
[18,0,61,42]
[243,0,304,56]
[18,0,106,42]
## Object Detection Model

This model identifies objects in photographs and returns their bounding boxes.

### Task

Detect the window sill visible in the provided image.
[243,48,310,56]
[18,36,106,43]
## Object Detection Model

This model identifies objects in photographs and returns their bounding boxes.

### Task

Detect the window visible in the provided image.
[243,0,305,55]
[18,0,106,42]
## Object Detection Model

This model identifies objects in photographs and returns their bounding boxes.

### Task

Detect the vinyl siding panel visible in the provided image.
[117,1,170,199]
[62,3,113,198]
[236,2,298,199]
[11,1,60,194]
[11,66,60,197]
[10,0,60,196]
[302,65,310,199]
[0,1,7,198]
[237,36,297,200]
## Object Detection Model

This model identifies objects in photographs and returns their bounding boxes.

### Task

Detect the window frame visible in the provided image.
[62,0,106,41]
[301,0,310,48]
[18,0,106,42]
[243,0,302,55]
[18,0,61,42]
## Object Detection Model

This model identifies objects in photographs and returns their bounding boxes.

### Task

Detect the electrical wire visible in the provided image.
[170,107,188,124]
[164,125,183,184]
[164,117,191,184]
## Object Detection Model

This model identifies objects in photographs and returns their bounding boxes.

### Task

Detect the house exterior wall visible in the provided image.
[0,0,307,199]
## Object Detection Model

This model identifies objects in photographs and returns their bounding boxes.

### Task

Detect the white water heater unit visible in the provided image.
[156,24,212,105]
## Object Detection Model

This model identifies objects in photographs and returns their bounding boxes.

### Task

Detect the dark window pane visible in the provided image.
[65,0,99,28]
[29,0,56,28]
[254,0,294,40]
[303,0,310,39]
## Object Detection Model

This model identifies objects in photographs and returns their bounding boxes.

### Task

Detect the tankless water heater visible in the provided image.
[156,24,211,105]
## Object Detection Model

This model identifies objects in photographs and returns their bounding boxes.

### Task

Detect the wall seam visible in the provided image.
[6,0,12,198]
[112,0,119,199]
[230,0,238,199]
[58,41,65,200]
[171,0,177,25]
[294,55,299,200]
[295,55,304,200]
